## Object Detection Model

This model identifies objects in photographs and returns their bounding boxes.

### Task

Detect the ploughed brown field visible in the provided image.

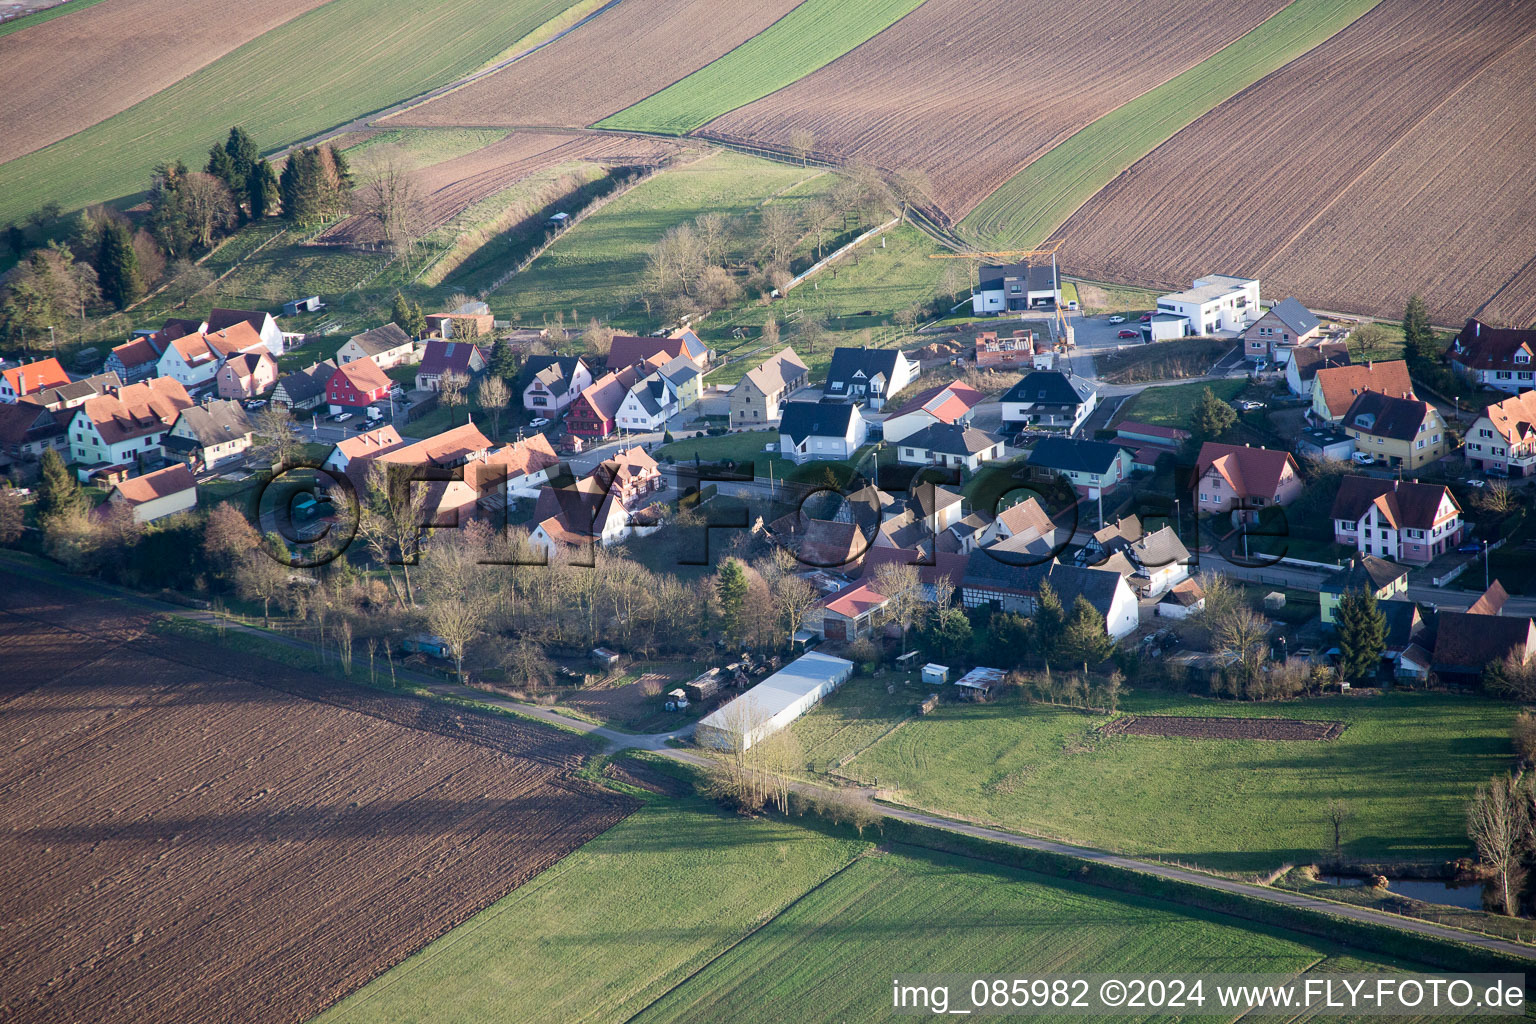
[697,0,1289,222]
[0,0,329,164]
[0,573,633,1024]
[1061,0,1536,326]
[317,130,681,245]
[390,0,805,130]
[1101,715,1346,742]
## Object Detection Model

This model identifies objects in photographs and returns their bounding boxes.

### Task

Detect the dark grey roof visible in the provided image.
[903,422,1002,456]
[825,347,902,393]
[1027,437,1128,475]
[207,308,271,334]
[1003,371,1093,408]
[173,400,253,447]
[779,400,856,444]
[524,354,584,394]
[978,262,1056,293]
[658,354,700,386]
[347,322,412,356]
[275,360,337,403]
[1320,555,1409,594]
[1046,561,1126,616]
[908,481,963,520]
[962,549,1053,592]
[1267,297,1320,337]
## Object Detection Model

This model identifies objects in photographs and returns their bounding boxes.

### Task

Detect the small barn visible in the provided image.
[953,666,1004,701]
[696,651,855,751]
[921,663,949,686]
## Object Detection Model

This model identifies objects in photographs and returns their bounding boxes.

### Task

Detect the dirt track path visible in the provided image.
[6,551,1533,964]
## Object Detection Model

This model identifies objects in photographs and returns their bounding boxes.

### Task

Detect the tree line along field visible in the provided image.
[695,0,1292,222]
[957,0,1385,249]
[0,572,631,1024]
[594,0,928,137]
[0,0,581,225]
[1060,0,1536,326]
[388,0,804,133]
[800,680,1516,874]
[0,0,329,164]
[319,794,1494,1024]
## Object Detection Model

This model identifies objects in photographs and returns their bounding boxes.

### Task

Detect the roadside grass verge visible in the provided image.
[596,0,927,135]
[0,0,580,223]
[960,0,1386,247]
[841,690,1516,873]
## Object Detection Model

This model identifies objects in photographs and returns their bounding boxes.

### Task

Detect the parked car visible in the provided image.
[1350,451,1373,465]
[1107,315,1125,324]
[244,398,268,410]
[1468,479,1487,489]
[1117,329,1139,339]
[1458,541,1482,553]
[529,417,550,428]
[334,412,354,423]
[1139,314,1152,322]
[1236,400,1264,411]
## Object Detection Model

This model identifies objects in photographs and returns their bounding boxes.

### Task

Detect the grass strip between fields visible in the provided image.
[0,0,111,38]
[595,0,928,136]
[959,0,1385,247]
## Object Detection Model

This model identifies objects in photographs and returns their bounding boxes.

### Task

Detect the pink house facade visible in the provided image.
[1331,477,1463,566]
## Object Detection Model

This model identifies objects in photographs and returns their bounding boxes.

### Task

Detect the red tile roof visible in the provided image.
[3,357,69,397]
[77,377,193,445]
[332,357,392,394]
[112,464,196,505]
[824,583,888,619]
[1451,319,1536,372]
[1330,476,1459,531]
[1195,442,1298,499]
[1314,360,1413,418]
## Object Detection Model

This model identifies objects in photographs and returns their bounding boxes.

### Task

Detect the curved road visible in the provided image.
[6,554,1531,964]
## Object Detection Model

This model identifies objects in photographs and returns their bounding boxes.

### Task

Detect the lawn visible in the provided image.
[487,150,824,332]
[1115,378,1247,430]
[960,0,1385,247]
[312,797,870,1024]
[0,0,581,223]
[633,847,1365,1024]
[843,690,1517,872]
[596,0,927,135]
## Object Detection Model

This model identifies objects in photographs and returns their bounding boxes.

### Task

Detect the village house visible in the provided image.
[823,347,919,410]
[322,425,407,478]
[1242,297,1321,363]
[1332,476,1463,565]
[1465,390,1536,477]
[68,377,193,476]
[326,358,393,414]
[1318,556,1409,624]
[656,355,703,410]
[16,371,123,413]
[961,556,1137,640]
[526,472,658,556]
[272,360,337,412]
[521,355,593,416]
[1156,578,1206,620]
[108,464,199,523]
[729,346,809,429]
[591,446,664,508]
[1431,583,1536,687]
[895,423,1005,471]
[0,402,66,463]
[974,330,1051,370]
[779,401,867,464]
[415,340,487,392]
[1340,390,1449,470]
[881,380,986,444]
[1082,518,1191,597]
[1000,371,1097,433]
[607,329,711,373]
[909,481,965,534]
[1155,275,1261,336]
[816,583,889,641]
[162,400,254,472]
[334,323,416,370]
[425,302,494,340]
[615,376,677,432]
[1027,437,1132,497]
[0,357,71,403]
[974,496,1056,552]
[156,322,269,389]
[339,422,497,523]
[1449,319,1536,394]
[971,261,1060,314]
[492,433,561,499]
[207,308,285,356]
[1285,343,1350,398]
[567,371,630,438]
[1194,442,1303,522]
[105,332,172,383]
[216,351,278,401]
[1310,359,1414,422]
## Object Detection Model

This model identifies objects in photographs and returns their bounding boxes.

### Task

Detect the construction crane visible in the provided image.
[930,239,1072,341]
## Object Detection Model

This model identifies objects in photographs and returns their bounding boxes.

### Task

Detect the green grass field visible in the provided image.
[960,0,1385,246]
[0,0,111,38]
[487,151,826,331]
[838,691,1516,872]
[596,0,927,135]
[0,0,580,223]
[1116,378,1247,430]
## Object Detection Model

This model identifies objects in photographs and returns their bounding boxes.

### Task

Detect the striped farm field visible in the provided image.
[0,0,582,224]
[596,0,929,136]
[697,0,1292,220]
[959,0,1384,248]
[1060,0,1536,324]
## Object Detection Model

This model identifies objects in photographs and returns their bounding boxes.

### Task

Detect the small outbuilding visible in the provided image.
[591,647,621,668]
[921,663,950,686]
[696,651,855,751]
[953,666,1004,701]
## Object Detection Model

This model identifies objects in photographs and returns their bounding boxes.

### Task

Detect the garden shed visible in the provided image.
[696,651,855,752]
[954,666,1004,701]
[921,663,949,686]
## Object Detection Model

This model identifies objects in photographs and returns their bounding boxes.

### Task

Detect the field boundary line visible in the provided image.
[1251,18,1536,280]
[615,852,871,1024]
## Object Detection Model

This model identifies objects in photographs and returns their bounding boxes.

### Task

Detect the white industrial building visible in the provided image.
[695,651,855,751]
[1155,275,1260,335]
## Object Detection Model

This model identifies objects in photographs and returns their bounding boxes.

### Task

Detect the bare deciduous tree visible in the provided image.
[250,406,304,469]
[353,145,427,261]
[357,462,431,607]
[425,596,485,683]
[788,128,816,167]
[872,561,922,655]
[438,371,469,425]
[476,374,508,439]
[1467,773,1530,914]
[180,171,238,249]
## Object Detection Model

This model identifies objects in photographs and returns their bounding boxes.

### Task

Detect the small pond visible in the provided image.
[1320,875,1486,911]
